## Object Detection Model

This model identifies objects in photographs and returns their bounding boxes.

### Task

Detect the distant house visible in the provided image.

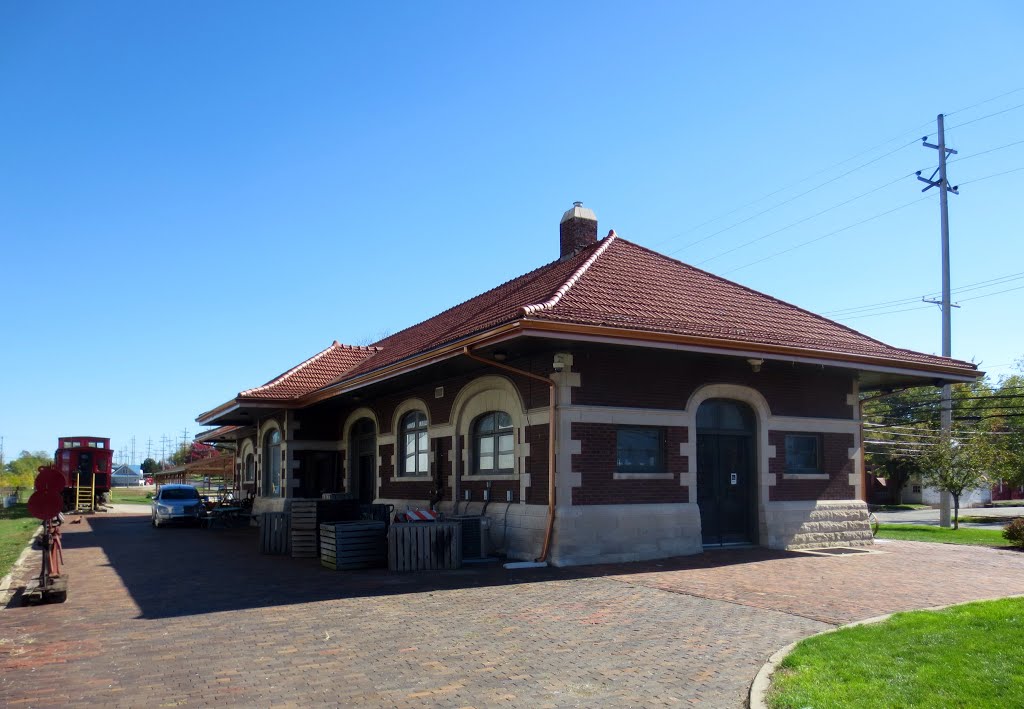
[110,464,144,487]
[196,204,979,566]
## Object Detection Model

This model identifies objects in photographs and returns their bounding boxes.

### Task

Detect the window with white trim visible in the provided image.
[264,429,282,496]
[472,411,514,475]
[400,411,429,476]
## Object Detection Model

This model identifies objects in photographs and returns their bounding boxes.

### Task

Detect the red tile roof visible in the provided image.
[327,232,974,383]
[519,235,972,371]
[209,230,975,419]
[239,341,380,400]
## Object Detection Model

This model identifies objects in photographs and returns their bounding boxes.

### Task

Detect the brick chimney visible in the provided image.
[559,201,598,260]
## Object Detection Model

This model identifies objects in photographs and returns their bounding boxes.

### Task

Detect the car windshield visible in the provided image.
[160,488,200,501]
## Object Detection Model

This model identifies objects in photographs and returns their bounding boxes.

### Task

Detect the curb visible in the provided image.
[748,595,1024,708]
[0,525,44,594]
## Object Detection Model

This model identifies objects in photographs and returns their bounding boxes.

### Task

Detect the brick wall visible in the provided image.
[572,346,853,418]
[571,422,689,505]
[768,431,855,501]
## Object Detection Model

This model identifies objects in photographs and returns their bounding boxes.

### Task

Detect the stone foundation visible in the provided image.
[550,503,703,566]
[764,500,873,549]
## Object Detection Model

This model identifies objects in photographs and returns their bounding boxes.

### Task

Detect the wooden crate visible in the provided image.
[319,521,386,570]
[290,499,319,558]
[259,512,290,555]
[387,521,462,572]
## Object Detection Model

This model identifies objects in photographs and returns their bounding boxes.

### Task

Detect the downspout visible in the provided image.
[462,346,557,563]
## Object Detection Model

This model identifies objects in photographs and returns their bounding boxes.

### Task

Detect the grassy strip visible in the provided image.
[876,523,1012,547]
[0,504,40,579]
[958,514,1023,525]
[768,598,1024,708]
[868,503,932,512]
[108,487,153,505]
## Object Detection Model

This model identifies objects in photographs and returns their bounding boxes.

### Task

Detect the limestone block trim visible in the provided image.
[563,405,688,427]
[288,440,345,452]
[614,472,674,480]
[388,475,432,483]
[769,416,859,434]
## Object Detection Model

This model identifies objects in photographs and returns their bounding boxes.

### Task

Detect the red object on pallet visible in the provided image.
[404,507,439,522]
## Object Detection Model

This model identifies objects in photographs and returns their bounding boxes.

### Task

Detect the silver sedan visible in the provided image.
[151,484,206,527]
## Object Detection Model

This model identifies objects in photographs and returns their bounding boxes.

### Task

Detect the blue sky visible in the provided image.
[2,2,1022,462]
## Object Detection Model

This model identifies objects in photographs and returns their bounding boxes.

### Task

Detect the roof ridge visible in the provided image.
[521,231,618,316]
[239,341,374,397]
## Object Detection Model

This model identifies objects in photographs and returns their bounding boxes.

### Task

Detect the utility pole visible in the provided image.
[918,113,959,528]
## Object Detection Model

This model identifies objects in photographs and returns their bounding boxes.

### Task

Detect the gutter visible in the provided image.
[462,346,558,564]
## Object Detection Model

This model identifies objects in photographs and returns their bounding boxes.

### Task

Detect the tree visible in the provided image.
[917,433,993,529]
[169,442,217,466]
[141,458,159,477]
[2,450,54,490]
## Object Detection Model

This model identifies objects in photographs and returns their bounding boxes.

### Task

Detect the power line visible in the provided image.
[947,138,1024,166]
[838,281,1024,321]
[944,87,1024,117]
[824,272,1024,318]
[664,139,920,255]
[719,164,1023,278]
[721,194,934,275]
[653,88,1022,252]
[945,102,1024,132]
[819,273,1024,317]
[696,171,916,266]
[958,166,1024,187]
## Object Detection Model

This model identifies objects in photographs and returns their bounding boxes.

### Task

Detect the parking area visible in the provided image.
[2,512,1024,707]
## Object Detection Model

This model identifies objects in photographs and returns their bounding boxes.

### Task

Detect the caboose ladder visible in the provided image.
[74,472,95,512]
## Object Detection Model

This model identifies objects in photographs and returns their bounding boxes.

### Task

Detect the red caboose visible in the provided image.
[54,437,113,512]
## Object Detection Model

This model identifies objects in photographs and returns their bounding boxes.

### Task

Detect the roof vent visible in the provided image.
[559,201,598,260]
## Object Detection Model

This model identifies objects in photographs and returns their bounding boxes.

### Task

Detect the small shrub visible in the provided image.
[1002,518,1024,548]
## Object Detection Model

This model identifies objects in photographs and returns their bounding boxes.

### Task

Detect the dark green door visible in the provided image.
[696,400,756,547]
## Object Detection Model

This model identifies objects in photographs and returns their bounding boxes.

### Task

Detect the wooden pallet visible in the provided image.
[259,512,290,555]
[387,521,462,572]
[290,500,320,558]
[319,521,386,570]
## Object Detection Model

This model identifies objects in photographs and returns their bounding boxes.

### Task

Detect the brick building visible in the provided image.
[196,204,979,566]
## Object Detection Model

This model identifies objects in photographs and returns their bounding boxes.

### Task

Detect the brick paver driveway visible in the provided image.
[3,513,1024,708]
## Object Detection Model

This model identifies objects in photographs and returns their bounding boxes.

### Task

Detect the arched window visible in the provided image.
[400,411,429,476]
[244,453,255,483]
[472,411,514,475]
[263,429,282,497]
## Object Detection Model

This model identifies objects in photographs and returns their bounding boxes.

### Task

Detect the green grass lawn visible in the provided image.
[868,503,932,512]
[875,523,1014,547]
[108,487,153,505]
[958,514,1023,525]
[0,503,40,579]
[767,598,1024,708]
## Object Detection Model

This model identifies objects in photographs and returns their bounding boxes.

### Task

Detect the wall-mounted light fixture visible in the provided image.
[747,358,764,373]
[492,350,507,362]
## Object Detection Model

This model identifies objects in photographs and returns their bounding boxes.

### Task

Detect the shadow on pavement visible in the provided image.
[51,513,811,620]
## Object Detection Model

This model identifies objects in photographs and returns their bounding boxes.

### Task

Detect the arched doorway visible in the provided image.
[349,418,377,504]
[696,399,757,546]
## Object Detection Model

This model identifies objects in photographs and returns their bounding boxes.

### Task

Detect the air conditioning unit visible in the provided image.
[450,515,489,560]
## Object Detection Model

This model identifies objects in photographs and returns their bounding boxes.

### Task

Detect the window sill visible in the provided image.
[782,472,830,480]
[389,475,432,483]
[465,474,518,481]
[613,472,674,480]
